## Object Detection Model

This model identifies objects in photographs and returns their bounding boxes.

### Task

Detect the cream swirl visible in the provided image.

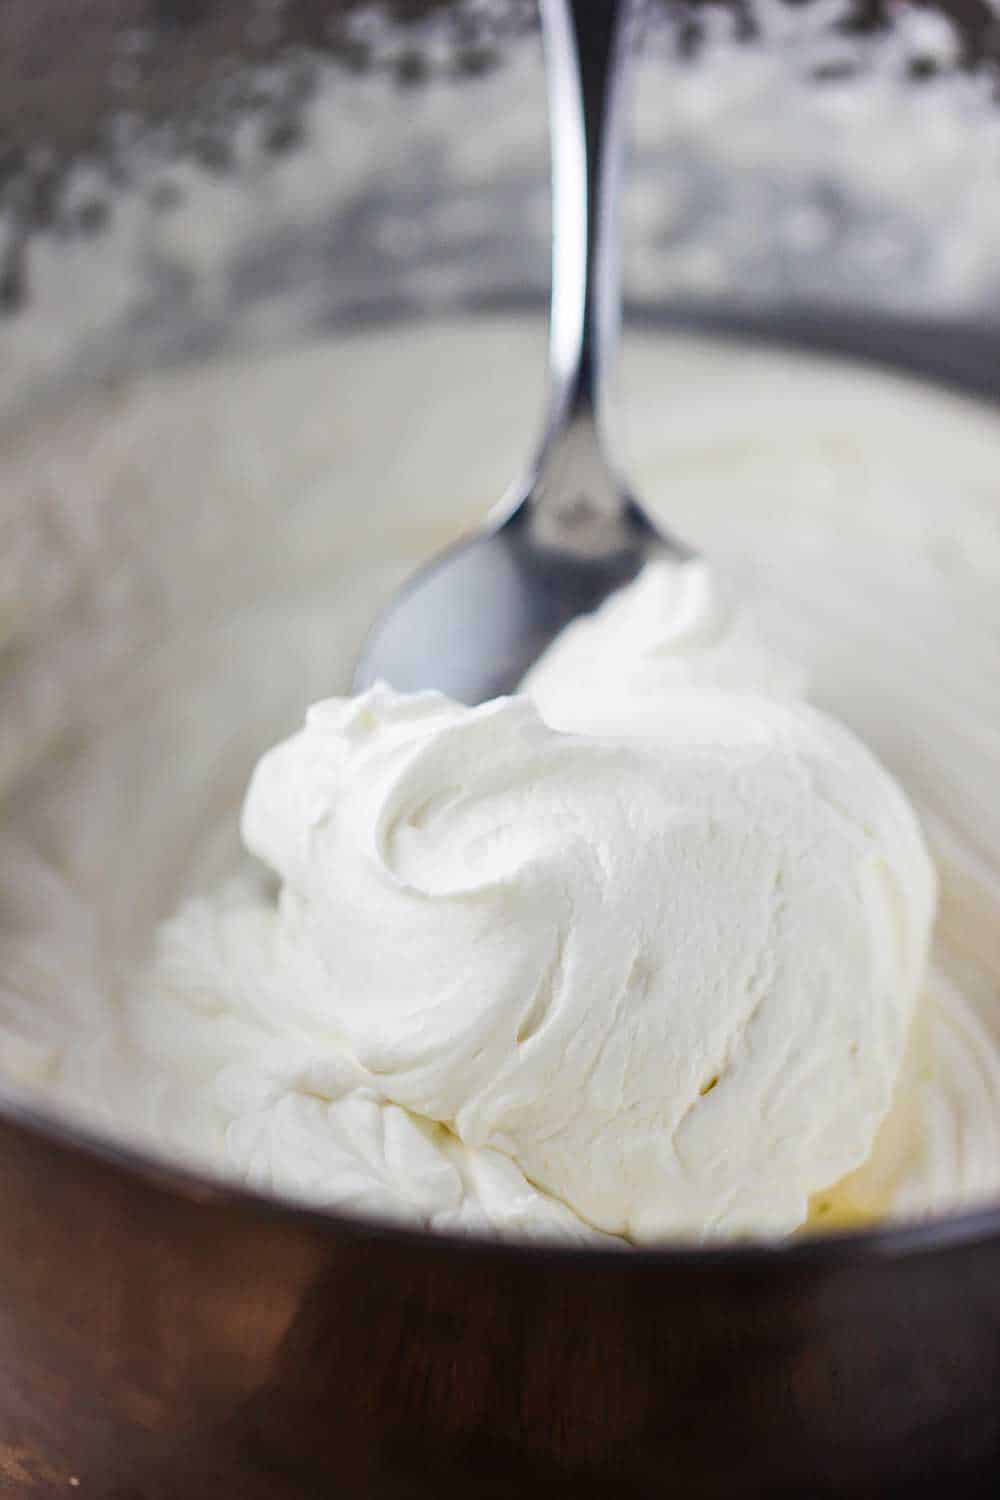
[235,564,935,1240]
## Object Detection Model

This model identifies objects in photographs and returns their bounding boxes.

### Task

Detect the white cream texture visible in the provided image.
[1,321,999,1242]
[228,558,933,1241]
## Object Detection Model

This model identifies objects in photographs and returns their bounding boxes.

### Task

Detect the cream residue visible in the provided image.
[1,319,999,1242]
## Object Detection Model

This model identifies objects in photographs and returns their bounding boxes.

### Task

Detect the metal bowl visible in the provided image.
[3,4,1000,1495]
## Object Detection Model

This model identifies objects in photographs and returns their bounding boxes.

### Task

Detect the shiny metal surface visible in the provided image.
[354,0,686,704]
[4,1087,1000,1497]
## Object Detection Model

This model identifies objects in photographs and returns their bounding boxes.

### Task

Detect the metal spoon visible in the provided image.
[354,0,687,704]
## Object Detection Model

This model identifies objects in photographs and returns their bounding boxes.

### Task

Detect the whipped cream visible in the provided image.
[1,320,998,1243]
[213,559,931,1240]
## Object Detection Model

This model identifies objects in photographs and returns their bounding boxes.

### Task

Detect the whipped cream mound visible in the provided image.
[522,558,807,722]
[130,559,935,1243]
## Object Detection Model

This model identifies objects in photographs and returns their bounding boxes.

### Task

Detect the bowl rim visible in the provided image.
[4,1080,1000,1267]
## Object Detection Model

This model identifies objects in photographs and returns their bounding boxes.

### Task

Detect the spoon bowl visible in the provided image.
[353,483,678,704]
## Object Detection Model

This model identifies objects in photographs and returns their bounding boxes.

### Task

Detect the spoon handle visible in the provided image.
[532,0,642,519]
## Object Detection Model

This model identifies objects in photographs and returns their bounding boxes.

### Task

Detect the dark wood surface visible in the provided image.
[3,0,999,159]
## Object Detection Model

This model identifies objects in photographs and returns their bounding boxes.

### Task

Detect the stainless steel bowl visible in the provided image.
[3,4,1000,1494]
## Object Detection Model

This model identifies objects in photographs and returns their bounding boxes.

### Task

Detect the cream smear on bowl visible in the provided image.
[1,319,999,1242]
